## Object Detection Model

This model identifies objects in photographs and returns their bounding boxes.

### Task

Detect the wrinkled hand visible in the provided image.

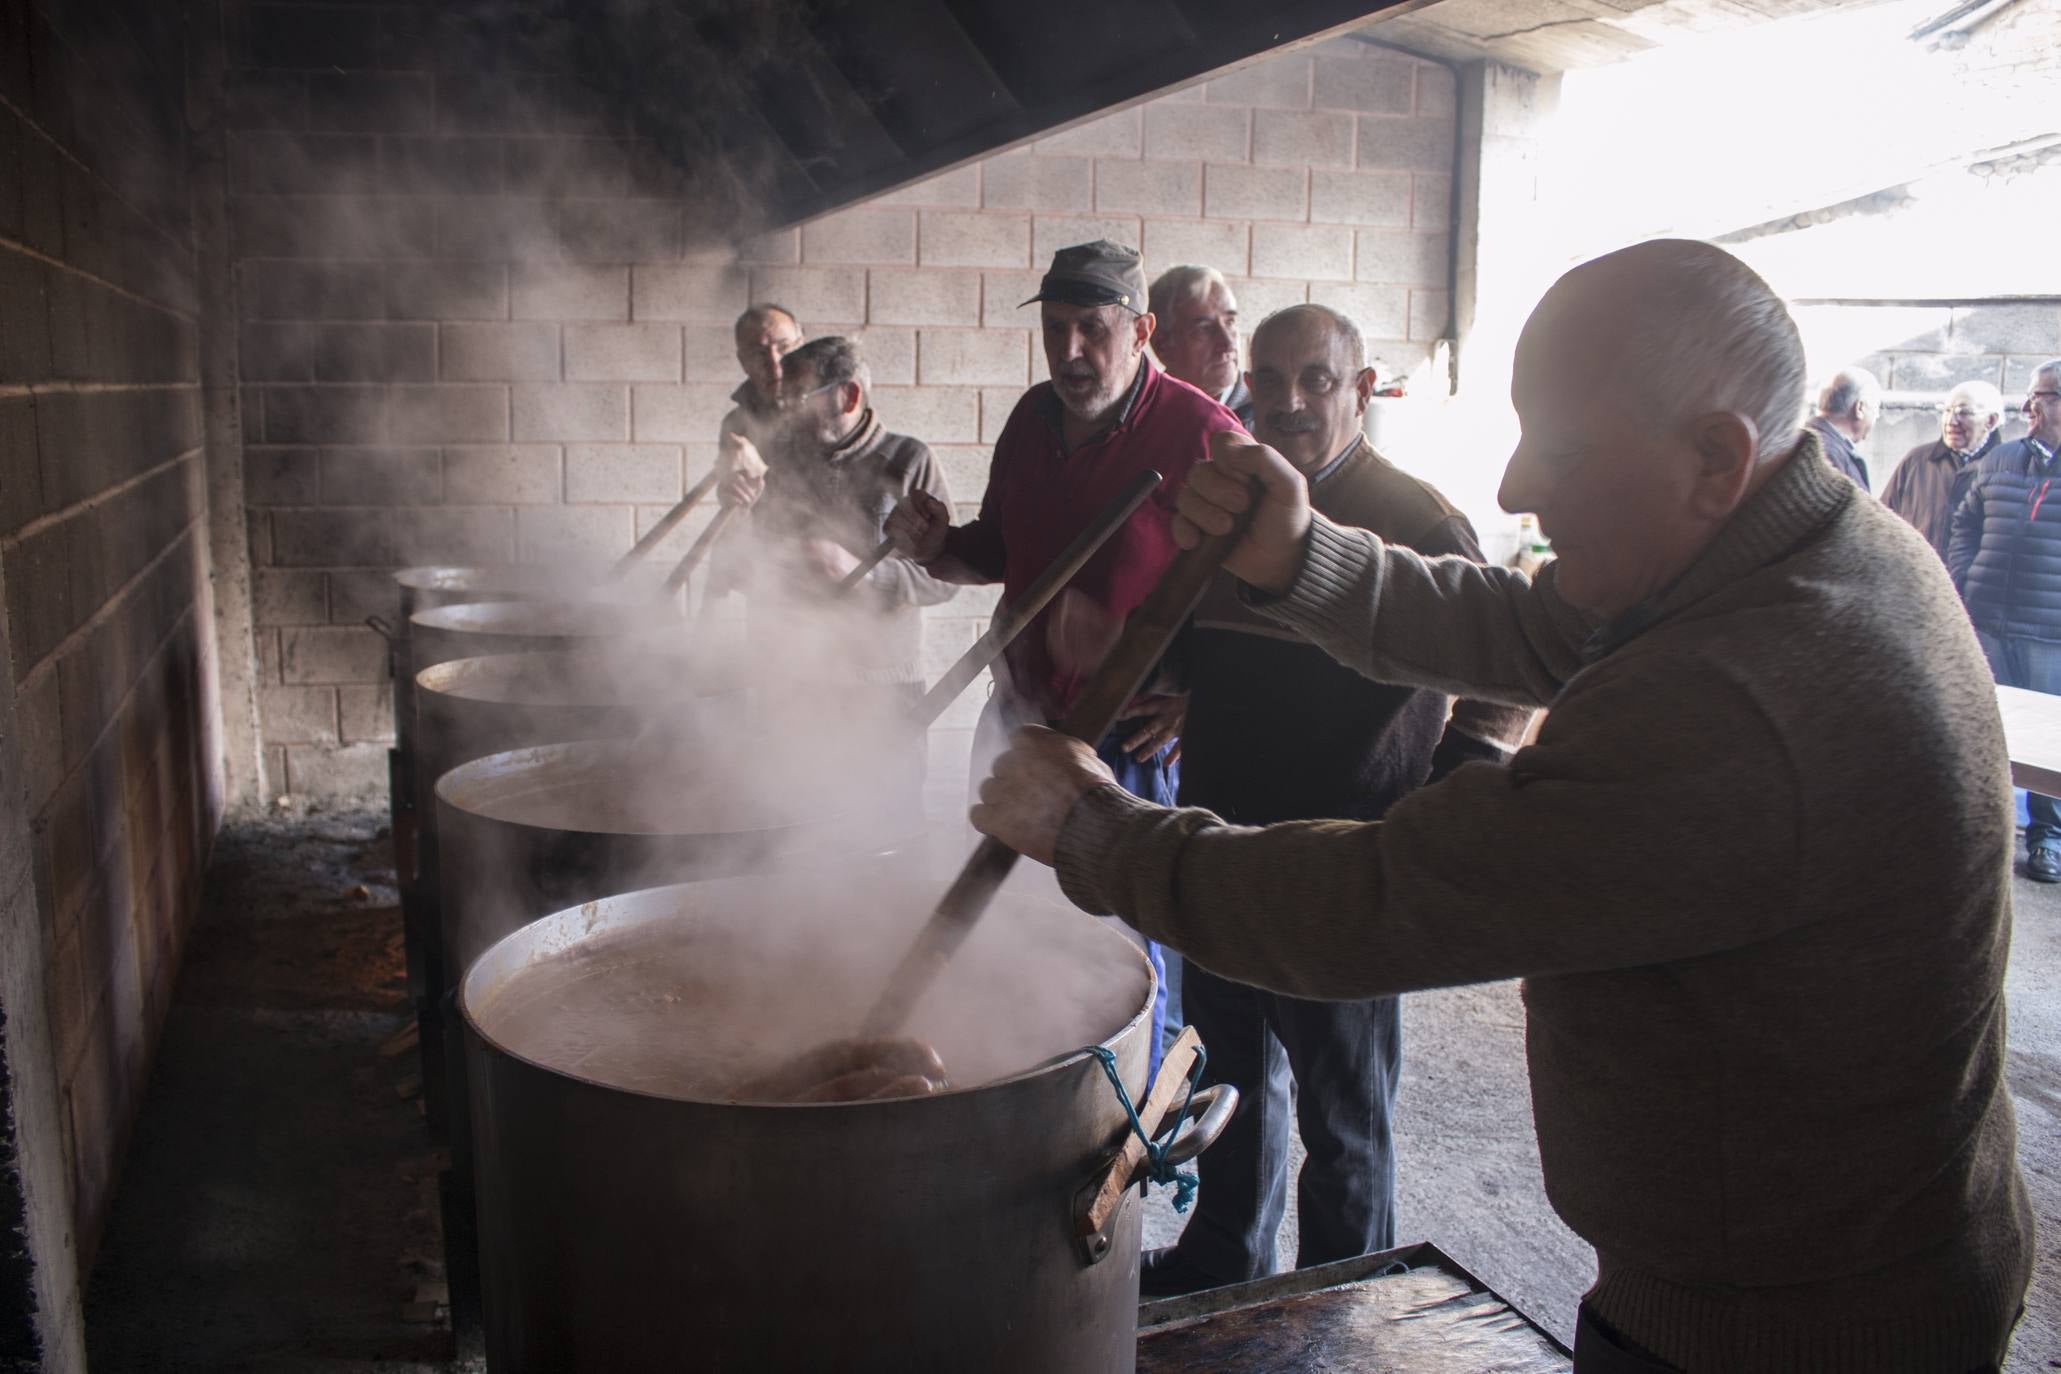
[886,489,951,562]
[800,537,860,583]
[1121,693,1186,764]
[1175,430,1314,595]
[970,726,1116,866]
[719,433,768,509]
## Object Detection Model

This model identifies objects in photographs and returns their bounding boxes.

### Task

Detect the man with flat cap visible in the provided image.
[888,240,1244,1078]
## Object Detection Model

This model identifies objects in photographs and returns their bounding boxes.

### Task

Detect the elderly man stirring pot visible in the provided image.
[972,239,2031,1373]
[886,240,1244,1082]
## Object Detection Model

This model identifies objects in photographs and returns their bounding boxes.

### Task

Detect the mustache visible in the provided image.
[1263,412,1322,434]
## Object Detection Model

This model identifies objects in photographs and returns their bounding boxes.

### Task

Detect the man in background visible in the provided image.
[718,336,954,818]
[1950,360,2061,882]
[1805,366,1881,491]
[886,240,1244,1079]
[1882,379,2003,562]
[1150,265,1252,428]
[1142,304,1528,1297]
[710,304,805,598]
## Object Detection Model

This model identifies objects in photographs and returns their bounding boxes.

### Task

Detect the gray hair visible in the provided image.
[733,303,799,345]
[1148,265,1233,324]
[1946,379,2004,420]
[1817,367,1882,420]
[2035,360,2061,393]
[1251,303,1367,373]
[784,335,870,401]
[1604,241,1807,460]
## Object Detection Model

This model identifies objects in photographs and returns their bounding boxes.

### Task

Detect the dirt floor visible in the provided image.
[81,802,2061,1371]
[83,801,449,1374]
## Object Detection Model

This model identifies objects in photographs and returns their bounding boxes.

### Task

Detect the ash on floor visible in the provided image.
[84,801,450,1373]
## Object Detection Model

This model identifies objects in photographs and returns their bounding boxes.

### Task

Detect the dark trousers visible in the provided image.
[1977,631,2061,850]
[1170,964,1400,1282]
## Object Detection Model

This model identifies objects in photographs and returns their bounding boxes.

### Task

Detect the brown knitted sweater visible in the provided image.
[1055,438,2033,1371]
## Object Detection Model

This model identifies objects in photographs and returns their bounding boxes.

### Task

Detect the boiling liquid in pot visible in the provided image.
[468,880,1148,1104]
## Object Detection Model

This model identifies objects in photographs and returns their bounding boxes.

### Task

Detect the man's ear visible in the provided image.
[1687,411,1759,517]
[1134,311,1156,351]
[1353,366,1378,413]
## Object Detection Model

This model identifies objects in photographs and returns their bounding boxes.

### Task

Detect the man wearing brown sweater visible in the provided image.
[972,240,2032,1372]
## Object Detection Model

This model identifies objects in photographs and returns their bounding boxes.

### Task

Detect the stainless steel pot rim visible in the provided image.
[413,650,735,706]
[458,880,1157,1110]
[431,743,838,837]
[410,599,682,638]
[394,564,561,594]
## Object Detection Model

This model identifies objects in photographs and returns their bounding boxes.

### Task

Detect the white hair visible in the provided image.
[1147,264,1233,323]
[1946,379,2004,420]
[1605,241,1808,461]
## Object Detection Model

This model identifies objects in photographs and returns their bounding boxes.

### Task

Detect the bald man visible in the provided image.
[1805,366,1881,492]
[973,241,2030,1371]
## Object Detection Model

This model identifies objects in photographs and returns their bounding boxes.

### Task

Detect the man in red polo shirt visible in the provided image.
[888,240,1243,1076]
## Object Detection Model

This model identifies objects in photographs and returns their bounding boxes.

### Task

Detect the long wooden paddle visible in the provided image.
[607,467,720,581]
[857,489,1255,1039]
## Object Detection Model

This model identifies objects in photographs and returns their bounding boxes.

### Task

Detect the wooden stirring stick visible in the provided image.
[909,468,1159,728]
[606,468,720,581]
[832,536,898,596]
[660,504,744,599]
[857,487,1256,1041]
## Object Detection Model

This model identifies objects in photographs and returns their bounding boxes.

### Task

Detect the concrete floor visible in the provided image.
[80,805,2061,1370]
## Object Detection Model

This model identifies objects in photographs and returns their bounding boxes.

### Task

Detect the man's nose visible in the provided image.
[1498,445,1547,515]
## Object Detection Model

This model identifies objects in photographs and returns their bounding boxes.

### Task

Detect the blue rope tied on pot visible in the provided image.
[1087,1044,1207,1214]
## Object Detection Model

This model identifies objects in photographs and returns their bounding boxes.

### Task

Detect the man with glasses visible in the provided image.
[1950,360,2061,881]
[1882,381,2003,562]
[720,335,956,815]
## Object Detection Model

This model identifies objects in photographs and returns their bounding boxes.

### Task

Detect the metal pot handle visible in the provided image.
[1129,1083,1237,1179]
[364,615,396,642]
[1072,1077,1241,1267]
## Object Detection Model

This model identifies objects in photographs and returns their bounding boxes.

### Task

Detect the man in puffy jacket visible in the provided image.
[1949,359,2061,881]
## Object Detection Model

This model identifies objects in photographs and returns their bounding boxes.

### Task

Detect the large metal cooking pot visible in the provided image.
[386,566,565,760]
[408,650,750,1132]
[434,736,913,990]
[461,873,1232,1372]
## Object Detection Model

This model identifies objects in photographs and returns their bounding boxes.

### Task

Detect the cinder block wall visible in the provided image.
[225,20,1460,797]
[1,0,222,1318]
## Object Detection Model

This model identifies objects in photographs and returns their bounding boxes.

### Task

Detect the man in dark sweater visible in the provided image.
[1949,360,2061,882]
[974,241,2031,1372]
[1883,379,2001,562]
[1142,304,1530,1297]
[1804,366,1879,491]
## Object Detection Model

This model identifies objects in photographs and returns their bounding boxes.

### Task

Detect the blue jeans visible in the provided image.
[1978,632,2061,851]
[1169,965,1400,1281]
[1094,728,1180,1087]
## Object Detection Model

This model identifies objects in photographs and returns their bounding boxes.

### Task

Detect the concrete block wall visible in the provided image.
[1792,298,2055,482]
[227,25,1460,799]
[1,0,222,1347]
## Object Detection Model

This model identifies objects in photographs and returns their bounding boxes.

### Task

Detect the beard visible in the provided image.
[1055,367,1125,422]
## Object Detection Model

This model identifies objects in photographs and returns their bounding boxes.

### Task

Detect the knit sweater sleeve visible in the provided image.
[1053,650,1801,999]
[866,442,960,609]
[1254,513,1594,709]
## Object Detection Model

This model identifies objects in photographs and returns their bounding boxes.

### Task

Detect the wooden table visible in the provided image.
[1999,685,2061,797]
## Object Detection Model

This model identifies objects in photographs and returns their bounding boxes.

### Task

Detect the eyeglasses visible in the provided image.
[785,380,841,403]
[1940,405,1983,419]
[2030,390,2061,405]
